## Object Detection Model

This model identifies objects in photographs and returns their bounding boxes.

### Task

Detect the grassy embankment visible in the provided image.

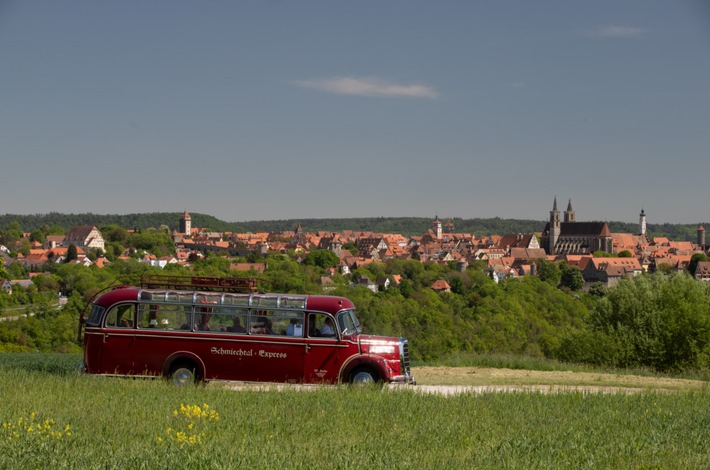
[1,353,709,468]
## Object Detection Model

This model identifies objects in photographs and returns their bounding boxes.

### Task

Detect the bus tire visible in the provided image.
[169,361,199,386]
[349,366,380,385]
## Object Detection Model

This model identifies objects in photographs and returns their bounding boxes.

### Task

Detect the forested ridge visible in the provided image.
[0,212,705,239]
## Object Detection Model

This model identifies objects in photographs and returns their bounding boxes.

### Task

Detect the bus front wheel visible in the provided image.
[169,362,198,386]
[349,366,380,385]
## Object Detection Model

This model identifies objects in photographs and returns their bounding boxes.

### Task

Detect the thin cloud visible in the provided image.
[584,25,645,38]
[294,76,439,99]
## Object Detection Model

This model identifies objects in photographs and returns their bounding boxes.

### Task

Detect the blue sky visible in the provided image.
[1,1,709,225]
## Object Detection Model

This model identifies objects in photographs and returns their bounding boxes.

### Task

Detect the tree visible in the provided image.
[588,282,607,298]
[560,265,585,291]
[536,260,561,287]
[29,229,46,244]
[1,222,22,246]
[66,244,78,263]
[618,250,633,258]
[586,273,710,371]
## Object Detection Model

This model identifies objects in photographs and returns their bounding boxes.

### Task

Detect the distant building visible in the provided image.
[694,261,710,282]
[540,197,612,256]
[431,279,451,293]
[579,257,643,288]
[63,226,105,251]
[179,210,192,235]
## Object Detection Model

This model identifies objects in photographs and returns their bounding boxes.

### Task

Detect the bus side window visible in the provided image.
[138,304,190,330]
[138,304,161,328]
[278,311,304,337]
[105,304,134,328]
[308,313,336,338]
[250,311,274,335]
[218,309,248,334]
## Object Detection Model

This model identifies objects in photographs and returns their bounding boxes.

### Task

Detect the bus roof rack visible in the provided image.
[139,274,262,293]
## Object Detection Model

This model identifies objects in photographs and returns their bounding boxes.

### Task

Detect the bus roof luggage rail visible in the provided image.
[140,274,262,293]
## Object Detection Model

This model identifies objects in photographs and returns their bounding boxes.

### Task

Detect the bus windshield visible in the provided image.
[337,309,361,335]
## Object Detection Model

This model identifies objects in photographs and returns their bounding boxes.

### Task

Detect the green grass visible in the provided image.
[2,353,710,468]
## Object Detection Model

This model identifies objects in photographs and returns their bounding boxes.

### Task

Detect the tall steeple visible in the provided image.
[432,215,442,240]
[564,199,576,223]
[549,197,560,255]
[179,210,192,235]
[639,208,647,236]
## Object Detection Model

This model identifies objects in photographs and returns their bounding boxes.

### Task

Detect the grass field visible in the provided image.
[1,353,710,468]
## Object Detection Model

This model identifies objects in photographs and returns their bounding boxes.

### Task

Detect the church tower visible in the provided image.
[549,197,560,255]
[564,199,575,223]
[432,215,442,240]
[639,208,647,236]
[179,210,192,235]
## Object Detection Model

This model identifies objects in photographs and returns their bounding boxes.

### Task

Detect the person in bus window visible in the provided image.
[262,317,274,335]
[228,316,246,333]
[197,313,211,331]
[252,316,273,334]
[286,318,301,336]
[320,317,336,337]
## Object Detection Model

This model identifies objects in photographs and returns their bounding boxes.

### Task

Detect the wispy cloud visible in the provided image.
[583,25,646,38]
[294,76,439,99]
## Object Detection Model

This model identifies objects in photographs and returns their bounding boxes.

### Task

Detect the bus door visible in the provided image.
[98,303,139,374]
[303,312,343,383]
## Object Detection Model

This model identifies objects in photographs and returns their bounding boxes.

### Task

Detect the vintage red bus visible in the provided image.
[80,275,414,385]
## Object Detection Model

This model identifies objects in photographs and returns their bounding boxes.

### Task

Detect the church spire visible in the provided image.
[564,198,576,223]
[549,196,560,255]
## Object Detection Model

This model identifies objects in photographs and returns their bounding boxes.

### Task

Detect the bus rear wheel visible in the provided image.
[169,362,198,386]
[349,367,380,385]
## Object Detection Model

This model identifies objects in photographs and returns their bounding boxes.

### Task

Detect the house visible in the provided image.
[431,279,451,293]
[377,276,391,291]
[63,226,105,251]
[496,233,540,251]
[355,275,378,293]
[1,278,34,294]
[44,235,65,249]
[579,257,642,287]
[694,261,710,282]
[319,276,336,292]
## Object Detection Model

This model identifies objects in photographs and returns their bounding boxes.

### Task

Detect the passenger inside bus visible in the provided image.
[285,318,302,336]
[197,313,211,331]
[227,316,246,333]
[320,317,336,337]
[251,316,274,335]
